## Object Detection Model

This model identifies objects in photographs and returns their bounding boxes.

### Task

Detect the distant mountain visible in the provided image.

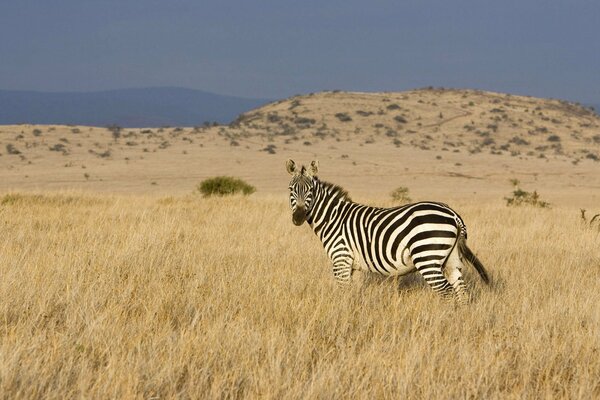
[0,87,271,127]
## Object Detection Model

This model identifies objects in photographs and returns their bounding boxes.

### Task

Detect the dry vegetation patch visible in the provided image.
[1,193,599,398]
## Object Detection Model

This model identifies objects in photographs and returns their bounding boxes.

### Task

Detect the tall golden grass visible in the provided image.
[0,192,599,398]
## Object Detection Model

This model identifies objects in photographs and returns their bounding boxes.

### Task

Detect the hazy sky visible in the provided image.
[1,1,598,103]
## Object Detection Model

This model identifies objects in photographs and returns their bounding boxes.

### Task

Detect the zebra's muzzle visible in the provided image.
[292,207,306,226]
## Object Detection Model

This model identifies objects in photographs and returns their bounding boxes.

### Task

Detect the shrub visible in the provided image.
[267,113,281,123]
[481,137,495,146]
[394,115,407,124]
[88,149,111,158]
[294,117,315,126]
[107,124,122,142]
[547,135,561,142]
[197,176,255,197]
[509,136,530,146]
[262,144,276,154]
[49,143,68,155]
[390,186,412,204]
[335,113,352,122]
[586,152,599,161]
[504,179,549,208]
[6,144,20,155]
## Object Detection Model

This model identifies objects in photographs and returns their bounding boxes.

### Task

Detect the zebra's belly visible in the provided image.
[352,247,416,277]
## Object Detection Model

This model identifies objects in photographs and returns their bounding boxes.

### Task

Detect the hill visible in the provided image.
[230,88,600,161]
[1,88,599,207]
[0,87,270,127]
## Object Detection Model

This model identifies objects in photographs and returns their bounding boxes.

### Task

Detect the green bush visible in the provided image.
[197,176,255,197]
[504,179,549,208]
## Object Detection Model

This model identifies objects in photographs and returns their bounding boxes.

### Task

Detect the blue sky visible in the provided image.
[1,0,598,103]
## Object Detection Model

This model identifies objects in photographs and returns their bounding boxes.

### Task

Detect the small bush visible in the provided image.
[390,186,412,204]
[107,124,122,142]
[509,136,530,146]
[197,176,255,197]
[294,117,316,126]
[487,124,498,132]
[481,137,495,146]
[49,143,68,155]
[335,113,352,122]
[547,135,561,142]
[262,144,276,154]
[88,149,111,158]
[6,144,20,155]
[267,113,281,123]
[586,152,599,161]
[504,179,549,208]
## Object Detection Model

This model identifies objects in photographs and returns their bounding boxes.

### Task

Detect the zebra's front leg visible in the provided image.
[331,256,354,287]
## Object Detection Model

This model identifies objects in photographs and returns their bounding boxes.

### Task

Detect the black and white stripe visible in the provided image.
[286,159,490,301]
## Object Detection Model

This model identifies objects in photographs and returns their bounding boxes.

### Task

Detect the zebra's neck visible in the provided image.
[307,178,352,238]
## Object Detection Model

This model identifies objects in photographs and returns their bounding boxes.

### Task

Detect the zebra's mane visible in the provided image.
[316,178,353,202]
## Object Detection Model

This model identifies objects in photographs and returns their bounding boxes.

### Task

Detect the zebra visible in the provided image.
[286,159,490,302]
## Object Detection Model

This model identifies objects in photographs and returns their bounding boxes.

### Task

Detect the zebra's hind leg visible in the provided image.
[444,245,470,304]
[415,262,455,299]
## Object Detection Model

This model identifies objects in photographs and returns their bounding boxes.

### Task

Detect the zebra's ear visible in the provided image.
[286,159,297,175]
[309,160,319,176]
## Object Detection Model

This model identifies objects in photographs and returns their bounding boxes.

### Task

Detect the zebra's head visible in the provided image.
[286,159,318,226]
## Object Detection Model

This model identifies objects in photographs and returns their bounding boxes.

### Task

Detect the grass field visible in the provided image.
[1,192,599,398]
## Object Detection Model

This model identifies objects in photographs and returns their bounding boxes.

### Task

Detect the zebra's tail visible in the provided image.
[457,235,490,285]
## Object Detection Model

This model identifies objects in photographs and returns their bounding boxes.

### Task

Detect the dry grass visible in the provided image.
[1,192,599,398]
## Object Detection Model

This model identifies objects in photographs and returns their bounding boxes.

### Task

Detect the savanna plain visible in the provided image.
[1,89,600,398]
